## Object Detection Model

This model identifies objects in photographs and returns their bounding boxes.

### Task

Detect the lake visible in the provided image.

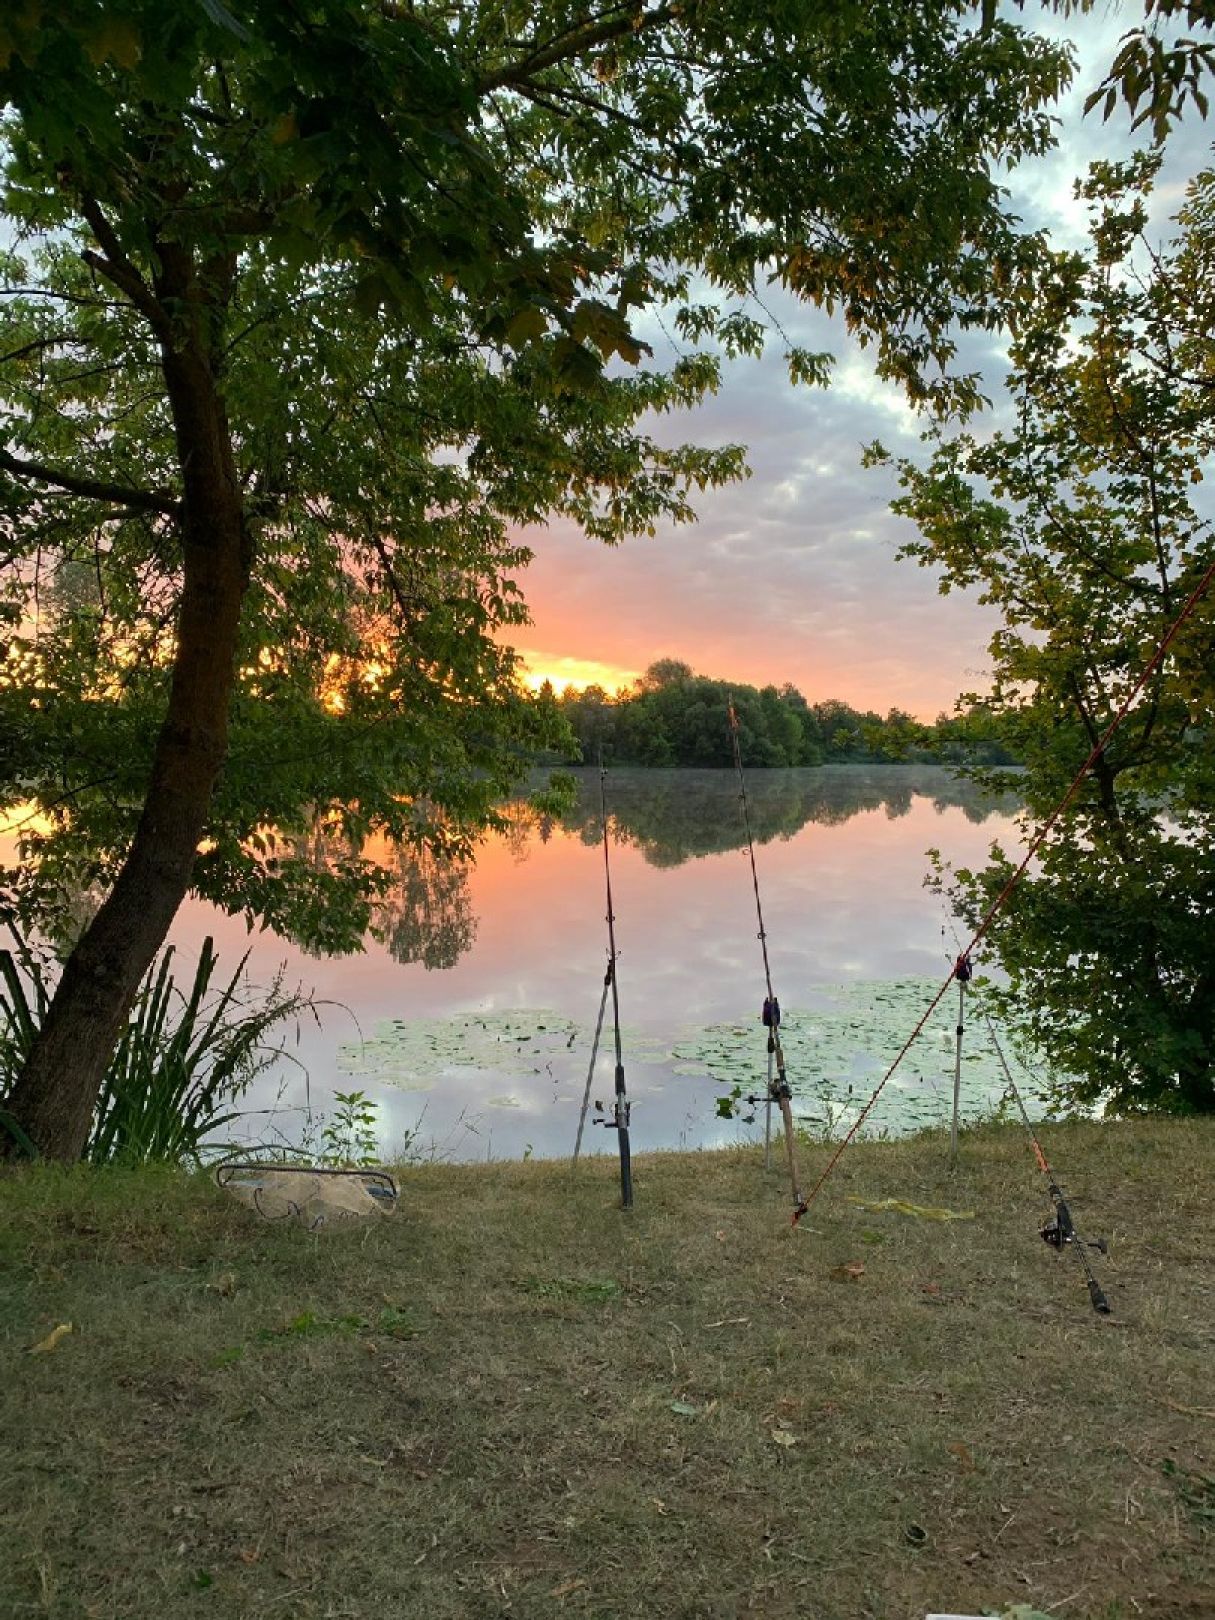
[156,765,1044,1164]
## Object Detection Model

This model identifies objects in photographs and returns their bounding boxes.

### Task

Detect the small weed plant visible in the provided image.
[317,1088,380,1167]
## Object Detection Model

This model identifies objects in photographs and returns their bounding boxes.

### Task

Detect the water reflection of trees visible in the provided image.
[371,845,476,969]
[261,767,1018,965]
[556,766,1021,867]
[279,822,477,968]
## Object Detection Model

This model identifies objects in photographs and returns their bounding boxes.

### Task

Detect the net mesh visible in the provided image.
[215,1164,398,1230]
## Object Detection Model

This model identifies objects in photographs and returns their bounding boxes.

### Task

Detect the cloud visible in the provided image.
[509,14,1215,720]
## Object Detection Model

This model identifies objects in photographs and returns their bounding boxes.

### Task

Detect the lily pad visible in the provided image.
[674,977,1061,1138]
[337,1004,676,1101]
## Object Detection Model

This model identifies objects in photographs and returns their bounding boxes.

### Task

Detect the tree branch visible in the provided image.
[78,195,173,343]
[477,4,676,94]
[0,446,181,518]
[1,334,71,367]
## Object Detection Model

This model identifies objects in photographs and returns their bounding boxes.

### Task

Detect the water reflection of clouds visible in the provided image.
[158,768,1024,1162]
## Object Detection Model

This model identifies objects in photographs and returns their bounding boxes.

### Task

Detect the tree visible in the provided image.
[0,1,1074,1158]
[775,683,825,764]
[1083,0,1215,141]
[878,156,1215,1114]
[636,659,694,693]
[863,707,925,760]
[758,685,803,765]
[812,699,870,760]
[559,684,617,763]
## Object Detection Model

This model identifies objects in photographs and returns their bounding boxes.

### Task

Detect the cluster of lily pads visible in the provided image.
[335,977,1056,1140]
[672,977,1053,1136]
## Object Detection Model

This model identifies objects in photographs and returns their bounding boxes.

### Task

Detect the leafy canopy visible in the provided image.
[556,661,1013,768]
[1,0,1073,953]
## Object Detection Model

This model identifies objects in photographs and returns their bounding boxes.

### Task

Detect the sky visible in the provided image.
[511,6,1213,719]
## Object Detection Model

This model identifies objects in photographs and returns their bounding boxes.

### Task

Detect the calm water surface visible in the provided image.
[162,766,1029,1162]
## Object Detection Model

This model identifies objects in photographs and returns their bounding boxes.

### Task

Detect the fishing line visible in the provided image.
[727,700,807,1223]
[572,958,612,1167]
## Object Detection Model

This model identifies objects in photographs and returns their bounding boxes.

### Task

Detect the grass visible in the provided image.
[2,1120,1213,1620]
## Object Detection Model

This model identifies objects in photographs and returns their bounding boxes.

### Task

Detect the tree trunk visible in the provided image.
[2,330,248,1163]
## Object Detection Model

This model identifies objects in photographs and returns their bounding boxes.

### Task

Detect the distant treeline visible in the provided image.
[548,660,1017,768]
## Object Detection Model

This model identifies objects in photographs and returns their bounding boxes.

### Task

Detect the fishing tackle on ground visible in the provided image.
[215,1158,398,1229]
[979,996,1110,1315]
[727,700,807,1224]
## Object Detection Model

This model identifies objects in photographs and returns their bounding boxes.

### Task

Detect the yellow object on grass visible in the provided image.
[847,1197,975,1222]
[28,1323,73,1354]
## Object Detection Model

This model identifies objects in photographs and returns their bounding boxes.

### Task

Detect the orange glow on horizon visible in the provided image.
[0,802,53,839]
[518,652,641,697]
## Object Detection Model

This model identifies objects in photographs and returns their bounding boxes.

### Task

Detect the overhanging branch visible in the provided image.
[0,447,181,519]
[477,4,676,94]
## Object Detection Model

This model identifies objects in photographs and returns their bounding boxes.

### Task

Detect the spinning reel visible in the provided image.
[1039,1185,1108,1254]
[1040,1183,1111,1314]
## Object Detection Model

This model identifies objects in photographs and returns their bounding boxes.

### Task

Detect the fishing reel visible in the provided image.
[742,1074,793,1111]
[592,1099,631,1131]
[1040,1212,1108,1255]
[1040,1186,1108,1254]
[1040,1188,1112,1314]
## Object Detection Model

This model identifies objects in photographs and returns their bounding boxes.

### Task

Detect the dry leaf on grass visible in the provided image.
[1161,1398,1215,1419]
[947,1440,976,1472]
[829,1260,866,1282]
[28,1323,72,1354]
[771,1429,798,1448]
[847,1196,974,1222]
[549,1578,587,1598]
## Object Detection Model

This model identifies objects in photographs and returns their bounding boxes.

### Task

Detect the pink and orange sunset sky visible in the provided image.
[510,10,1206,719]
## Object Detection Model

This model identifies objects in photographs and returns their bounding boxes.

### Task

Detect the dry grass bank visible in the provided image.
[2,1121,1213,1620]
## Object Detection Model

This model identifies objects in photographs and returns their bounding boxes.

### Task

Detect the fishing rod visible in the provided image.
[588,760,632,1207]
[727,700,807,1224]
[953,943,1111,1316]
[986,1006,1110,1315]
[949,945,971,1169]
